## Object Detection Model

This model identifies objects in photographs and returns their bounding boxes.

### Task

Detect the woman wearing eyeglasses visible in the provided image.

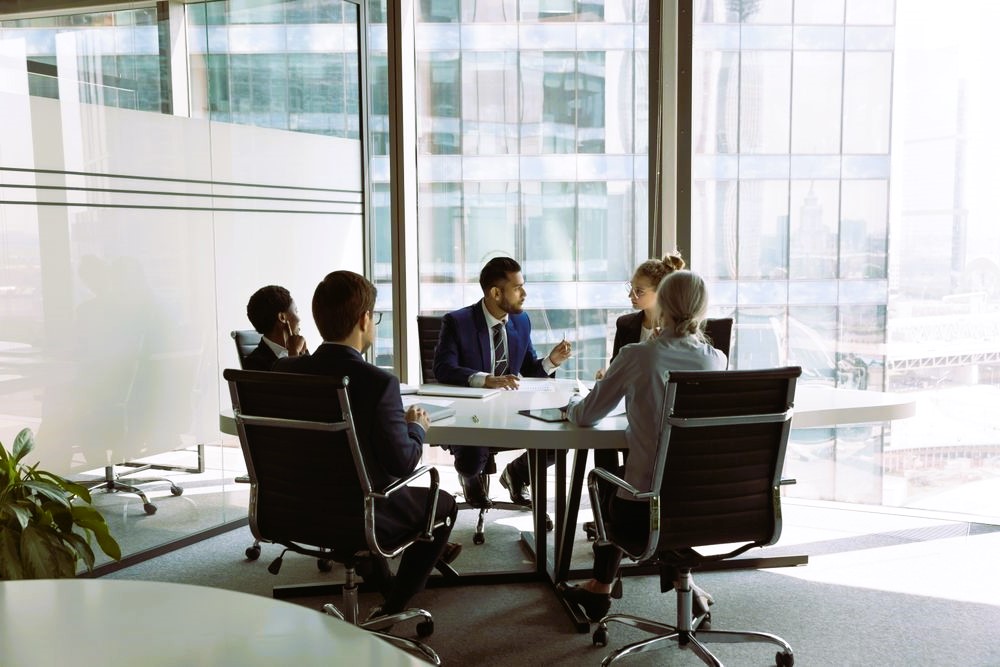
[595,251,686,380]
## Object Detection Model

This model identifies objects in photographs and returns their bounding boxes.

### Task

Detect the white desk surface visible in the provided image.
[422,379,917,449]
[0,579,424,667]
[221,379,916,447]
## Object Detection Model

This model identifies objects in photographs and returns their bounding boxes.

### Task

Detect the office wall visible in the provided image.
[0,35,363,477]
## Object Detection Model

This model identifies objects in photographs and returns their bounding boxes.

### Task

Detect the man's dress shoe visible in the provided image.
[499,465,532,508]
[458,474,493,509]
[557,583,611,622]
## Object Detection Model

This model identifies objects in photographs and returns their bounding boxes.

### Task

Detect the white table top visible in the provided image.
[0,579,424,666]
[221,378,916,448]
[422,379,917,449]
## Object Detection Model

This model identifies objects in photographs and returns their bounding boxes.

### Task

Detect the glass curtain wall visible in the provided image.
[691,0,1000,521]
[367,0,651,378]
[0,0,368,563]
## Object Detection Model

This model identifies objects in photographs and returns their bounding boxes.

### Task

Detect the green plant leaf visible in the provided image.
[62,531,97,573]
[0,528,25,580]
[72,505,121,560]
[11,428,34,463]
[19,524,74,578]
[20,480,72,508]
[5,504,32,531]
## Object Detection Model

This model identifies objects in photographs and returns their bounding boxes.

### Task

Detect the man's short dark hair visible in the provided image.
[479,256,521,293]
[246,285,293,334]
[313,270,377,341]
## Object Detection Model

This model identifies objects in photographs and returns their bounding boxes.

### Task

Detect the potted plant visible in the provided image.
[0,428,121,579]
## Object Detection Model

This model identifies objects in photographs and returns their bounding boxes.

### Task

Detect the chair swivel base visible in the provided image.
[592,580,794,667]
[81,465,183,515]
[322,604,440,665]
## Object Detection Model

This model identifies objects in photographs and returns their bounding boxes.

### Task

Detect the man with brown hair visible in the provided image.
[274,270,458,616]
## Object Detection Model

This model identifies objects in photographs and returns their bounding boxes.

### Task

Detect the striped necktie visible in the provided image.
[492,322,509,376]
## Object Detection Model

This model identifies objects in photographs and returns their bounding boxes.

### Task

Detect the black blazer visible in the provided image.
[610,311,644,364]
[273,343,424,492]
[242,340,279,371]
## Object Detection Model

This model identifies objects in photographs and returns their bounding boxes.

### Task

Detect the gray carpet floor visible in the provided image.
[105,506,1000,666]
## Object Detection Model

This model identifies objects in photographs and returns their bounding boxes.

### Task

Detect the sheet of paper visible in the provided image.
[515,378,556,392]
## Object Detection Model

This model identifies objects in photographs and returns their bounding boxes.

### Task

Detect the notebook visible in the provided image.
[401,395,456,422]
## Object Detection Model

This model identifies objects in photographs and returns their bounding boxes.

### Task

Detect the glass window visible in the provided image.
[739,51,791,154]
[694,0,1000,522]
[789,180,839,279]
[790,51,842,154]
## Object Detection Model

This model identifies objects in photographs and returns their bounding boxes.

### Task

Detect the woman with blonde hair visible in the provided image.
[559,270,726,623]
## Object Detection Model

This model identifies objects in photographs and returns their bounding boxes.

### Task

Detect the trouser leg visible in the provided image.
[380,489,458,613]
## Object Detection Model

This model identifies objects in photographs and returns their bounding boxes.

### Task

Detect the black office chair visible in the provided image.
[702,317,734,365]
[582,318,736,541]
[584,367,801,666]
[224,368,444,665]
[416,315,546,546]
[231,329,262,367]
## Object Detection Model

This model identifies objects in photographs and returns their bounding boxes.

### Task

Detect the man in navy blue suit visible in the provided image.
[433,257,572,508]
[275,271,458,616]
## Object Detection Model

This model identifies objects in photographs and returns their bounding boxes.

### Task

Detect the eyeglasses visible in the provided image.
[371,311,383,325]
[625,282,650,298]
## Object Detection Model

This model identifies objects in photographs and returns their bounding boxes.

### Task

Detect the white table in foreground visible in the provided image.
[0,579,424,667]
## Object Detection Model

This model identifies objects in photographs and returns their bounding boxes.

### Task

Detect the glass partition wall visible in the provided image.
[0,0,369,567]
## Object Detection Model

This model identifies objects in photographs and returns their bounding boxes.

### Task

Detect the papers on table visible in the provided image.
[516,378,556,392]
[417,384,500,399]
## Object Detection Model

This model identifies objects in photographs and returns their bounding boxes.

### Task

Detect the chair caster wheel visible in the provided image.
[416,620,434,638]
[473,532,485,545]
[317,558,333,572]
[776,651,794,667]
[245,545,261,560]
[593,625,608,647]
[143,502,157,515]
[170,485,183,496]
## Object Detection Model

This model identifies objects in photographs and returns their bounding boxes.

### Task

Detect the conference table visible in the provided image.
[0,579,425,666]
[416,378,916,630]
[221,378,916,631]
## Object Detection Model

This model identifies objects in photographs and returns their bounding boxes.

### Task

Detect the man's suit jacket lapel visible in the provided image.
[505,317,525,375]
[472,303,493,373]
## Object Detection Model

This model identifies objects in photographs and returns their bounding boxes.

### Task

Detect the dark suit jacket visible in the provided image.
[273,343,425,492]
[433,300,550,386]
[610,311,643,364]
[242,340,279,371]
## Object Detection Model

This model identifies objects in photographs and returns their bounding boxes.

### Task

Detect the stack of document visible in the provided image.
[417,384,500,399]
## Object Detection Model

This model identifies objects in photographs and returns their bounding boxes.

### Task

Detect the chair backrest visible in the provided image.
[416,315,443,384]
[701,317,733,366]
[641,366,801,560]
[223,369,373,556]
[231,330,263,369]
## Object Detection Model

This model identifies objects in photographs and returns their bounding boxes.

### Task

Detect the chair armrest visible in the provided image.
[587,467,658,561]
[369,466,441,546]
